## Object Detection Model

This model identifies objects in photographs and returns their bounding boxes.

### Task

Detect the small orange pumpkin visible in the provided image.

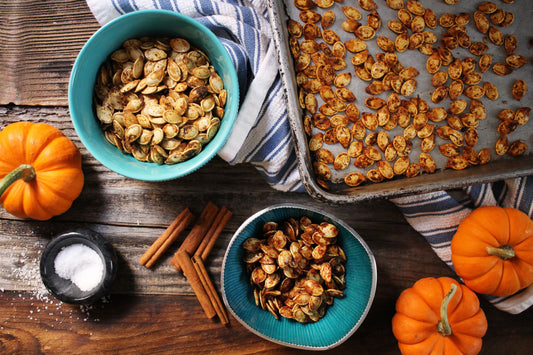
[0,122,84,220]
[451,206,533,297]
[392,277,487,355]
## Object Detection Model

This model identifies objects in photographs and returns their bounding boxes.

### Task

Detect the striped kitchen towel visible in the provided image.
[86,0,305,192]
[391,176,533,314]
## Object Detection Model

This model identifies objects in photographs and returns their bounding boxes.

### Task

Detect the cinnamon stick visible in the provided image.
[139,208,195,268]
[170,202,219,272]
[192,255,230,326]
[194,206,233,261]
[176,250,217,319]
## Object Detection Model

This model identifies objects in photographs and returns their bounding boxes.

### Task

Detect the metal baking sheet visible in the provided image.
[268,0,533,203]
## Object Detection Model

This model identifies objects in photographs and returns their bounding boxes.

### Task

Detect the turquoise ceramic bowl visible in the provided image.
[68,10,239,181]
[221,204,377,350]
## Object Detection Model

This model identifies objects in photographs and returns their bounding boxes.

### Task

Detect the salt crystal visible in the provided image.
[54,244,104,292]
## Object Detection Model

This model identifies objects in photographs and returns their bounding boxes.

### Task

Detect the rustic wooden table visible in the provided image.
[1,1,532,354]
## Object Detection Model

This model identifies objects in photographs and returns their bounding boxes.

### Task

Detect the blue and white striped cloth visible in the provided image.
[391,176,533,314]
[86,0,304,192]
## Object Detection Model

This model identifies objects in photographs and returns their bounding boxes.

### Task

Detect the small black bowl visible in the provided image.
[40,228,117,304]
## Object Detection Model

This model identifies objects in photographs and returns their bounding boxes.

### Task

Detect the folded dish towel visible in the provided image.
[86,0,304,192]
[391,176,533,314]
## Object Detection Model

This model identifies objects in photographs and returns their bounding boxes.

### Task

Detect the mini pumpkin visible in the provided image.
[392,277,487,355]
[0,122,84,220]
[451,206,533,297]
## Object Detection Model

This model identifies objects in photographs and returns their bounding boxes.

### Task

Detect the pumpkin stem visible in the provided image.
[437,283,457,337]
[0,164,36,197]
[486,245,516,260]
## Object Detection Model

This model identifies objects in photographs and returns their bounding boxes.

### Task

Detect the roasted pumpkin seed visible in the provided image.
[511,80,527,101]
[464,85,485,100]
[446,156,469,170]
[474,11,490,34]
[431,86,448,103]
[501,11,514,27]
[514,107,531,125]
[488,26,504,45]
[345,172,366,186]
[401,79,417,97]
[508,141,527,157]
[389,20,407,34]
[504,35,517,55]
[464,127,479,147]
[354,155,374,168]
[498,109,515,121]
[506,54,527,69]
[405,163,420,178]
[492,62,513,76]
[294,0,316,11]
[366,169,384,183]
[334,152,350,170]
[440,13,456,28]
[419,153,436,173]
[478,54,492,73]
[497,119,518,135]
[359,0,378,11]
[345,39,367,53]
[478,148,491,165]
[469,42,489,56]
[392,156,409,175]
[421,134,436,153]
[355,26,376,40]
[495,135,509,155]
[424,8,437,28]
[347,141,364,158]
[483,82,498,100]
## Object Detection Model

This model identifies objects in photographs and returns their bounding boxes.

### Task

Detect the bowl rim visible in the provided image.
[221,203,378,350]
[68,9,239,181]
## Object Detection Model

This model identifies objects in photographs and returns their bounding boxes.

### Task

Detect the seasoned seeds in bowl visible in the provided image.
[94,36,226,165]
[242,216,346,323]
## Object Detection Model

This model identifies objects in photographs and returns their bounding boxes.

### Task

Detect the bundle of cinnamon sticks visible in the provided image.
[139,202,232,326]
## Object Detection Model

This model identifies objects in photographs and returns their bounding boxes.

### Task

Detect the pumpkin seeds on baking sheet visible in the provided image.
[283,0,532,190]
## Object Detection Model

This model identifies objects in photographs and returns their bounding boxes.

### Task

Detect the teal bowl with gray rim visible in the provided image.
[68,9,239,181]
[221,204,377,350]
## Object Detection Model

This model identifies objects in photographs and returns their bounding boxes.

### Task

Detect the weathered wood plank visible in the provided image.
[0,292,293,354]
[1,291,403,354]
[0,0,100,105]
[1,290,532,355]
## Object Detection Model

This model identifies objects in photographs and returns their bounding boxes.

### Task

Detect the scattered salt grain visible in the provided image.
[54,244,104,292]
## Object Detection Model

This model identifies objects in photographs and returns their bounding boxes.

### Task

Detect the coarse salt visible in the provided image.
[54,244,104,292]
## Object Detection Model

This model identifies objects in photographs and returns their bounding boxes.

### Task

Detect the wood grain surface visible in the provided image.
[0,0,100,106]
[0,1,532,354]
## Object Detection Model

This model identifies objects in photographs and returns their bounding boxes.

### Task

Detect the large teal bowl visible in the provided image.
[221,204,377,350]
[68,10,239,181]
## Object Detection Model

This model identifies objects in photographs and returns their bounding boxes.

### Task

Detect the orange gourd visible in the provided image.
[451,206,533,297]
[392,277,487,355]
[0,122,84,220]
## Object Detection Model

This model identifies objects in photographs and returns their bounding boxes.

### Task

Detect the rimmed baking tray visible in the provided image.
[267,0,533,203]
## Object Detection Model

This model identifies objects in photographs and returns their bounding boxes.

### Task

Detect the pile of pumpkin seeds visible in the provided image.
[94,36,226,164]
[242,216,346,323]
[290,0,531,189]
